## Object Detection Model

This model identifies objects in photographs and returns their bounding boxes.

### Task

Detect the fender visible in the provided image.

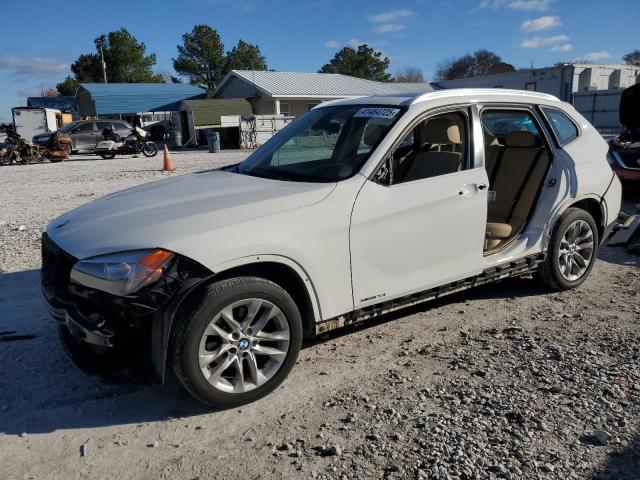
[151,253,322,383]
[541,192,605,250]
[212,254,323,322]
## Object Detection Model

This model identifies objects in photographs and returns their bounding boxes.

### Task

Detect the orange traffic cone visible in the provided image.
[163,144,175,172]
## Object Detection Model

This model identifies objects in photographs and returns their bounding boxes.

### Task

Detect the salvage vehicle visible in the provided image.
[608,83,640,183]
[42,89,621,407]
[95,126,158,159]
[33,120,134,154]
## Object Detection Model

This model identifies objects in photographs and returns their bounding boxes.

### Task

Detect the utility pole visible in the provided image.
[99,39,107,84]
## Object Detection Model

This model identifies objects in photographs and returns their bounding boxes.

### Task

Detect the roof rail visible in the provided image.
[407,88,561,106]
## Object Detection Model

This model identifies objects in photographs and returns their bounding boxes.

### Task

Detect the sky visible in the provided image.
[1,0,638,122]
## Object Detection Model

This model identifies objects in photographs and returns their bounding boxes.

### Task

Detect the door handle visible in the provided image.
[458,183,487,196]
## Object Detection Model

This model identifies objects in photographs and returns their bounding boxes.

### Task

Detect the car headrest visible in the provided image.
[421,118,461,145]
[505,131,539,147]
[363,124,387,146]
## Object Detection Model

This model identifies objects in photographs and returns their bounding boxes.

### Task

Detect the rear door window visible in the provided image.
[541,107,578,145]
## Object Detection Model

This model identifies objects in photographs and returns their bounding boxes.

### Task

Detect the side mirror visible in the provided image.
[372,155,393,186]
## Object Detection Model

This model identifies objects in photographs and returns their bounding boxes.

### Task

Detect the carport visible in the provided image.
[179,98,253,148]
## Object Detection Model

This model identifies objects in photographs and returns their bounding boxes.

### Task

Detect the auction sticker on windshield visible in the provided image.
[354,107,400,119]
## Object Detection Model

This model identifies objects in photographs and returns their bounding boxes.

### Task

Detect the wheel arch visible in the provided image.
[544,194,605,250]
[154,254,321,383]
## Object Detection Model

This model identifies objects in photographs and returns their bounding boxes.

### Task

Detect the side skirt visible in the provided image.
[315,253,546,335]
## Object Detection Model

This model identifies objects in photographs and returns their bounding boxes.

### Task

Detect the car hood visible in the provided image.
[47,169,336,259]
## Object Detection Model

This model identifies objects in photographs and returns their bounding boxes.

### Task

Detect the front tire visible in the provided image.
[143,141,158,157]
[536,207,598,290]
[100,152,116,159]
[170,277,302,408]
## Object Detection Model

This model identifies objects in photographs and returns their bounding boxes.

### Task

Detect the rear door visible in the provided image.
[350,108,488,308]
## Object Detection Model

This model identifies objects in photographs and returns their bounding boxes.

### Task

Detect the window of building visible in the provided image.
[541,107,579,145]
[525,82,536,91]
[307,103,320,111]
[279,103,290,116]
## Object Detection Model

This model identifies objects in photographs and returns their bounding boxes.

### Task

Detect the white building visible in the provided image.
[434,63,640,133]
[213,70,434,118]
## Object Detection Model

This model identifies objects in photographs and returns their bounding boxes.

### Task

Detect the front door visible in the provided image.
[350,109,488,308]
[72,122,97,151]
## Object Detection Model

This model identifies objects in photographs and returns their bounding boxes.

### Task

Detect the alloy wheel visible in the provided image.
[557,219,594,281]
[197,298,290,393]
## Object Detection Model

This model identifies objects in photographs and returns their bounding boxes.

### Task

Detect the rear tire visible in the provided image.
[170,277,302,408]
[535,207,598,290]
[100,152,116,159]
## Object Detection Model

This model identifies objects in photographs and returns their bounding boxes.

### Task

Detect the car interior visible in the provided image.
[389,112,467,184]
[482,110,551,253]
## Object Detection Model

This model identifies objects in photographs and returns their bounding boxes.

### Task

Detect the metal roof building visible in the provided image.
[76,83,206,117]
[214,70,435,118]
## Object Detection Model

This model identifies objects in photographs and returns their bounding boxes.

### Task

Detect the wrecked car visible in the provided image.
[609,83,640,183]
[42,89,621,407]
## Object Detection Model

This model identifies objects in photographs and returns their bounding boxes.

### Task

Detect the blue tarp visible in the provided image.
[27,96,76,112]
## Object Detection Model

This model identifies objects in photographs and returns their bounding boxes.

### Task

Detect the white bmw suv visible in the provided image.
[42,89,621,407]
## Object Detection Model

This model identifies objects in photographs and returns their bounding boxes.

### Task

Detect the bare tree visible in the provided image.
[435,50,515,81]
[395,67,425,83]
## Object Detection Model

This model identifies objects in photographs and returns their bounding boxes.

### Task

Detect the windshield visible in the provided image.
[59,121,81,133]
[235,105,404,182]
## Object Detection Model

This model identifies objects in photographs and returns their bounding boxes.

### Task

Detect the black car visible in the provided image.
[33,120,132,154]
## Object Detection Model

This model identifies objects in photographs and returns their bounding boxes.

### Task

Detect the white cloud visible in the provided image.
[509,0,552,11]
[521,15,561,32]
[521,34,570,48]
[551,43,573,52]
[374,24,405,33]
[581,51,612,61]
[324,40,341,48]
[347,38,364,48]
[0,57,68,76]
[368,9,414,23]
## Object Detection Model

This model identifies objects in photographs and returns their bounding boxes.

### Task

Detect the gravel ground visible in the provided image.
[0,152,639,480]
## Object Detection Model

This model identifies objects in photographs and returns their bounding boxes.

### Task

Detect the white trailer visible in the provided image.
[12,107,61,140]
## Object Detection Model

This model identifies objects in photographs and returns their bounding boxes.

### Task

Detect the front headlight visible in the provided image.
[70,249,174,296]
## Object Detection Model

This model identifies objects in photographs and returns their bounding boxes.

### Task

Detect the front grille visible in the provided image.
[41,233,77,302]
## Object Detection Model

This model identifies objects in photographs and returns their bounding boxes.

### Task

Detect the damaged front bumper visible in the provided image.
[41,233,213,381]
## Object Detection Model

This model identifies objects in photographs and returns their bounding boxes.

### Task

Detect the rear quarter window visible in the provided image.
[541,107,579,146]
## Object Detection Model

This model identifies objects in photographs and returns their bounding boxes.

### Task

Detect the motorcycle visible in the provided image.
[0,130,41,166]
[40,131,72,162]
[96,127,158,159]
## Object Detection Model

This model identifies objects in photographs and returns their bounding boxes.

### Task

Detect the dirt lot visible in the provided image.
[0,152,639,480]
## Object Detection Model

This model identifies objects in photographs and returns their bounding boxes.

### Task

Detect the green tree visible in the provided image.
[173,26,269,94]
[57,28,162,95]
[225,39,268,71]
[98,29,162,82]
[70,53,103,82]
[319,44,392,82]
[623,49,640,66]
[435,50,515,81]
[172,25,226,92]
[56,76,79,96]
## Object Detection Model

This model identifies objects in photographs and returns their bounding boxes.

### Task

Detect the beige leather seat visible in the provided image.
[484,131,549,250]
[401,117,463,182]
